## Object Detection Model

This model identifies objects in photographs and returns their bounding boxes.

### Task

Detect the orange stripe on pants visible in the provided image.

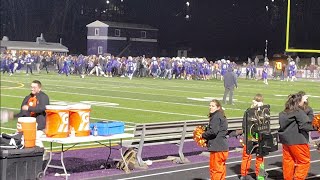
[282,144,310,180]
[240,145,264,176]
[209,151,228,180]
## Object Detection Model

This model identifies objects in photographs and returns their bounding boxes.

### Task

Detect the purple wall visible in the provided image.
[86,24,158,56]
[107,27,158,39]
[87,40,108,55]
[87,27,108,36]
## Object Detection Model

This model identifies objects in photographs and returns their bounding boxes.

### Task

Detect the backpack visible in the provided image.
[116,147,137,173]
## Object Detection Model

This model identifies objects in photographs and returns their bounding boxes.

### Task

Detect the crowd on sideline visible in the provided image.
[1,52,320,81]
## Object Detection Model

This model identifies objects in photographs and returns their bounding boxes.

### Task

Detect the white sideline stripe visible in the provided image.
[6,87,217,110]
[3,75,319,96]
[1,93,208,118]
[19,73,314,93]
[45,83,249,105]
[45,83,256,108]
[46,83,186,99]
[115,149,319,180]
[47,79,290,106]
[0,77,280,101]
[46,86,211,108]
[3,77,290,107]
[0,105,209,125]
[89,77,320,94]
[0,77,311,110]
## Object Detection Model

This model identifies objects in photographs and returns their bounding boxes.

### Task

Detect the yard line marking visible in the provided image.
[0,106,220,123]
[1,78,314,109]
[3,77,312,106]
[0,80,24,89]
[1,93,209,118]
[1,127,16,131]
[45,80,293,104]
[114,150,320,180]
[19,73,319,91]
[4,76,306,99]
[4,74,320,97]
[3,88,211,108]
[3,87,243,112]
[275,94,320,98]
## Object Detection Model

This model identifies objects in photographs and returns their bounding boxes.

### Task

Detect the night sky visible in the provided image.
[1,0,320,58]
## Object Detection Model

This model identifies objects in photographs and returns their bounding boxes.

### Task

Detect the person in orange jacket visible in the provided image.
[240,94,264,180]
[278,93,316,180]
[202,99,229,180]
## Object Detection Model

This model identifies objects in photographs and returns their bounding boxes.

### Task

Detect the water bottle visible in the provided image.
[93,125,98,136]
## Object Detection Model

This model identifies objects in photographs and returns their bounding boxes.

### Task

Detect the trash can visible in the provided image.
[0,147,44,180]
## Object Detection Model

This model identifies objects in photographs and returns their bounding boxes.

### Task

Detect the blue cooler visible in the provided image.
[90,121,125,136]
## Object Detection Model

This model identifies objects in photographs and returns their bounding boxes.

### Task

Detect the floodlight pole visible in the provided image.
[265,40,268,61]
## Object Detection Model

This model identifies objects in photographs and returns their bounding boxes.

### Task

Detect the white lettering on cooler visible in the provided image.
[17,123,22,130]
[78,112,90,131]
[57,112,69,133]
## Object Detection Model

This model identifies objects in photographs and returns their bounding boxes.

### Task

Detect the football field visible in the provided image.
[1,73,320,134]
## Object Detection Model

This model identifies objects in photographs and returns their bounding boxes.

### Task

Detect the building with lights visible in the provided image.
[86,20,158,57]
[0,34,69,56]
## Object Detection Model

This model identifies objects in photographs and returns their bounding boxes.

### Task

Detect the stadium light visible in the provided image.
[186,2,190,6]
[106,0,110,4]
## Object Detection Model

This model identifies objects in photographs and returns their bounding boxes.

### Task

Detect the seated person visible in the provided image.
[15,80,50,147]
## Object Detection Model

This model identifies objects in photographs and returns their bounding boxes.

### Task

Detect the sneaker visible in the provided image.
[1,132,24,149]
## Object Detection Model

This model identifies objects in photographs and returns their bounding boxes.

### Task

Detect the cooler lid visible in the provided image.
[96,121,124,127]
[0,146,44,158]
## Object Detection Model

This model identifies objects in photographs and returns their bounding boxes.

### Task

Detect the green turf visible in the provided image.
[1,73,320,134]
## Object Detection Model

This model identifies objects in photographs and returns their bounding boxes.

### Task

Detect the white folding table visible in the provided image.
[40,133,134,179]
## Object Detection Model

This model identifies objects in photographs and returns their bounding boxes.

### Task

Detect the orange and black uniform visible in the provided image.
[278,109,315,180]
[15,91,49,130]
[240,111,264,177]
[202,111,228,180]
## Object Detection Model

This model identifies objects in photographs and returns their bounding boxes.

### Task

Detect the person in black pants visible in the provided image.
[41,56,49,73]
[222,68,238,105]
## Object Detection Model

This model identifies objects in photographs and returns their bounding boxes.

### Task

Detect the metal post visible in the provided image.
[177,122,187,163]
[265,40,268,61]
[137,124,146,166]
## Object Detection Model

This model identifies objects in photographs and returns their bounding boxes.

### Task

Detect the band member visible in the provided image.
[202,99,228,180]
[278,93,316,180]
[240,94,264,180]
